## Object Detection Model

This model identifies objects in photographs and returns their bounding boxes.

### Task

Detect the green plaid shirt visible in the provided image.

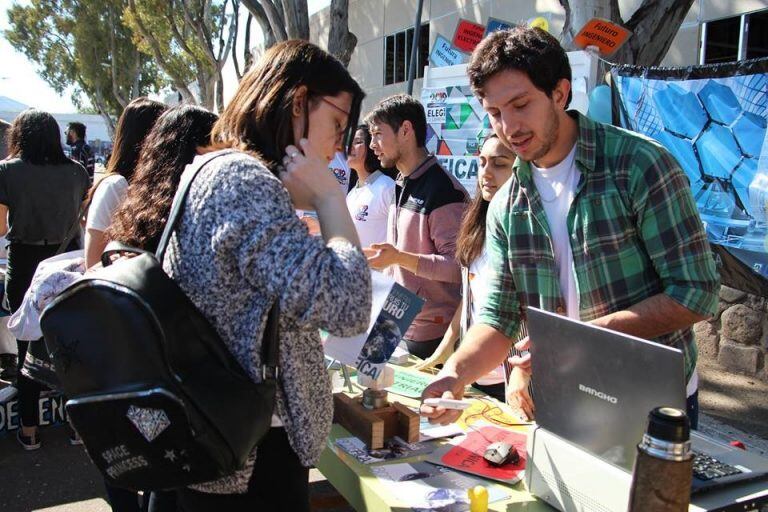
[478,112,720,379]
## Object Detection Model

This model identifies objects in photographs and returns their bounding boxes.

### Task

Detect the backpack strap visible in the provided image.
[261,302,280,380]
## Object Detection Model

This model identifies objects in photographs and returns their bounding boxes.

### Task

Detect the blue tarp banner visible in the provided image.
[611,58,768,296]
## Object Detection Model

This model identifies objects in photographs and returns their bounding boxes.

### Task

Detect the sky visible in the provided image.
[0,0,78,112]
[0,0,331,114]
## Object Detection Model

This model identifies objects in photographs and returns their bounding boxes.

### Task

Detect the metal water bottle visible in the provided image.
[627,407,693,512]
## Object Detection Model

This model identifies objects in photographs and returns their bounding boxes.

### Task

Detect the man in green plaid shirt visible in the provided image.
[421,27,719,427]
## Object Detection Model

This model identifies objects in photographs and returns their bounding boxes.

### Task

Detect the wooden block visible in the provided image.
[333,393,422,449]
[391,401,420,443]
[333,393,385,449]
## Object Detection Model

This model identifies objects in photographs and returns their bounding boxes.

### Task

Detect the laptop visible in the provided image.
[527,307,768,494]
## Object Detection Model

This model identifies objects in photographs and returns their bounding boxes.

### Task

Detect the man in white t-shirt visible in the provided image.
[421,27,719,425]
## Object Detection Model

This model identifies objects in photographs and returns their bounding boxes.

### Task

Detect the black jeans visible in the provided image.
[176,428,309,512]
[6,243,60,428]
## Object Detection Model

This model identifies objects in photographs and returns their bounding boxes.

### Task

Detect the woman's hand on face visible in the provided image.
[280,138,344,211]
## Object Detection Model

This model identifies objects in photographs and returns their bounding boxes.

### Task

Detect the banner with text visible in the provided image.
[421,85,491,196]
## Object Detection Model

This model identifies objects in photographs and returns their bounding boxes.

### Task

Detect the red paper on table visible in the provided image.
[452,19,485,53]
[429,425,526,484]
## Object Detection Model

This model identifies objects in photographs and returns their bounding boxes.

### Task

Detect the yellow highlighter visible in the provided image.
[468,485,489,512]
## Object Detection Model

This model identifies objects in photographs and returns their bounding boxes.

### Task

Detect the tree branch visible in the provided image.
[127,0,197,103]
[239,0,276,49]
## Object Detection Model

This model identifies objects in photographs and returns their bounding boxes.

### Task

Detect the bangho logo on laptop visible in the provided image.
[578,384,618,404]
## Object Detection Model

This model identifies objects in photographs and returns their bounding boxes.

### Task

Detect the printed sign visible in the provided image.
[428,425,527,484]
[485,17,514,36]
[386,368,433,398]
[0,392,67,433]
[573,18,631,57]
[426,103,447,124]
[452,19,486,53]
[429,34,466,67]
[422,84,492,197]
[437,155,480,193]
[324,272,424,382]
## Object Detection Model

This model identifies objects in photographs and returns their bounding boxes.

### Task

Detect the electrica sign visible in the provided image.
[452,19,485,53]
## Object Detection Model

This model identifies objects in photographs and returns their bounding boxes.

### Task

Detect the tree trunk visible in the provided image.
[328,0,357,67]
[616,0,695,65]
[560,0,693,65]
[283,0,309,40]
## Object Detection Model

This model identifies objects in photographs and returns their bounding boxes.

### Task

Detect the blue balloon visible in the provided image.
[588,85,612,124]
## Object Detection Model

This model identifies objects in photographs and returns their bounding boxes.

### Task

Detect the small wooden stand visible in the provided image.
[333,392,420,450]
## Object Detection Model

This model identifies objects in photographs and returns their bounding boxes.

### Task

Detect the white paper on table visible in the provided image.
[322,270,395,366]
[419,418,465,442]
[371,461,508,511]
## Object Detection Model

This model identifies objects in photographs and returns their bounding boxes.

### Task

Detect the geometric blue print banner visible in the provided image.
[612,59,768,295]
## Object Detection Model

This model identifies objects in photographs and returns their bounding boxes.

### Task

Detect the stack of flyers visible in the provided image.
[335,436,435,465]
[371,461,508,511]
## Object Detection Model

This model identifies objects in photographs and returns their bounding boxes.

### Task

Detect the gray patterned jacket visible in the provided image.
[162,150,372,494]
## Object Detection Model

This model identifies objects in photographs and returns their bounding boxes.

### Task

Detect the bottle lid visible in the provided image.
[646,407,690,443]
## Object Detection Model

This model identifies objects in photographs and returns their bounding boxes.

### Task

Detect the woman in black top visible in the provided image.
[0,109,90,450]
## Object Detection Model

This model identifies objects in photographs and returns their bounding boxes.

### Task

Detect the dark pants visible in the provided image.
[404,337,443,361]
[6,243,60,428]
[104,485,176,512]
[176,428,309,512]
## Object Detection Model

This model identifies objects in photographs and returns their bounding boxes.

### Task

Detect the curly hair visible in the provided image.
[106,105,218,252]
[468,27,572,108]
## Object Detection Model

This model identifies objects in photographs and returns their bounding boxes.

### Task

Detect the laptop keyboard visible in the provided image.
[693,451,743,481]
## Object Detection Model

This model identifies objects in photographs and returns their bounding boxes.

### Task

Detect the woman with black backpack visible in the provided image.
[161,40,371,511]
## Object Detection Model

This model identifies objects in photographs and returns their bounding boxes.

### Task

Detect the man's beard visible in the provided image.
[528,104,560,164]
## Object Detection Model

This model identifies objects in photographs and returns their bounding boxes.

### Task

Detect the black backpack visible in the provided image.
[40,152,279,491]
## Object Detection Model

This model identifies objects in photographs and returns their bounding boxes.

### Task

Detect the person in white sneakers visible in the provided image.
[346,125,395,249]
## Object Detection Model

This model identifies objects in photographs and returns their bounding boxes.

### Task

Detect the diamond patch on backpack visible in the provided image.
[126,406,170,442]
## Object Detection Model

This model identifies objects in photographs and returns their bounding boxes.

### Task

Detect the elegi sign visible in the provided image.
[421,85,491,196]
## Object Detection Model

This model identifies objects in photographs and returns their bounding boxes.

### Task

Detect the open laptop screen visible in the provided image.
[527,307,687,471]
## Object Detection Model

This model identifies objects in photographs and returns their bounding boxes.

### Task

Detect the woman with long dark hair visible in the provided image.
[98,104,217,512]
[83,97,166,267]
[414,134,515,401]
[163,40,370,511]
[106,105,218,252]
[0,109,90,449]
[345,124,395,248]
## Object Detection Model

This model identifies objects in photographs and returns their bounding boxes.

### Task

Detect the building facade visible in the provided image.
[309,0,768,112]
